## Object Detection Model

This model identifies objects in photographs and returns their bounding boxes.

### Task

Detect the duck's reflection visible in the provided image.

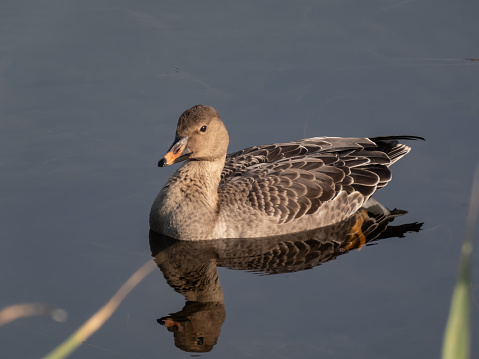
[149,200,422,353]
[152,236,225,352]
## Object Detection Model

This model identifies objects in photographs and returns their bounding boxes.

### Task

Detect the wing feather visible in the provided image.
[219,136,421,224]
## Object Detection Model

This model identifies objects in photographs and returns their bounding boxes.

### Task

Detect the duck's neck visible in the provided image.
[172,158,225,206]
[152,157,226,239]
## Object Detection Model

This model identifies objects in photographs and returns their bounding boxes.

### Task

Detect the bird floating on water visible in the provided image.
[149,105,423,240]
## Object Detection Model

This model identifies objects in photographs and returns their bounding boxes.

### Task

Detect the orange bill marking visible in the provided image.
[162,318,184,332]
[162,144,186,165]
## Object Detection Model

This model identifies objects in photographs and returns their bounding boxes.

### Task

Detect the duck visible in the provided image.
[149,105,423,241]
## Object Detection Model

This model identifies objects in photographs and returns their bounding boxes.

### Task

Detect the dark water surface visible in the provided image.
[1,1,478,358]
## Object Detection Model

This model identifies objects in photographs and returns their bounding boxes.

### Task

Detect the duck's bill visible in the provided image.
[158,136,191,167]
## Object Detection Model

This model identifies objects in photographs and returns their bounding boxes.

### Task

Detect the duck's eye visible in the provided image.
[200,125,207,132]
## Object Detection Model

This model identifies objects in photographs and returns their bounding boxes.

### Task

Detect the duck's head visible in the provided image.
[158,105,230,167]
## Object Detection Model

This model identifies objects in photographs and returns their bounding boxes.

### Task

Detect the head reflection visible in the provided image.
[156,301,224,352]
[149,200,422,353]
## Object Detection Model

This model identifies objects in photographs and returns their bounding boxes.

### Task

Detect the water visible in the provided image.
[1,0,478,358]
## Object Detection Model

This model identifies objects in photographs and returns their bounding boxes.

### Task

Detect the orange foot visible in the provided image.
[344,210,369,250]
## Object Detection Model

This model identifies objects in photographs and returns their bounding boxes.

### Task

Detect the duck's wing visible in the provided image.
[219,136,422,224]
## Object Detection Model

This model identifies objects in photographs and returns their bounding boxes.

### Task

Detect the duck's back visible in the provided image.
[212,136,421,238]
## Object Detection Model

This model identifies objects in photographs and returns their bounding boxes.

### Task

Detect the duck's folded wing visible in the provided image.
[221,138,338,181]
[219,137,418,224]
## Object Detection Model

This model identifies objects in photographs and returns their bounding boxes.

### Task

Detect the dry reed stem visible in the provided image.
[41,259,157,359]
[0,303,66,326]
